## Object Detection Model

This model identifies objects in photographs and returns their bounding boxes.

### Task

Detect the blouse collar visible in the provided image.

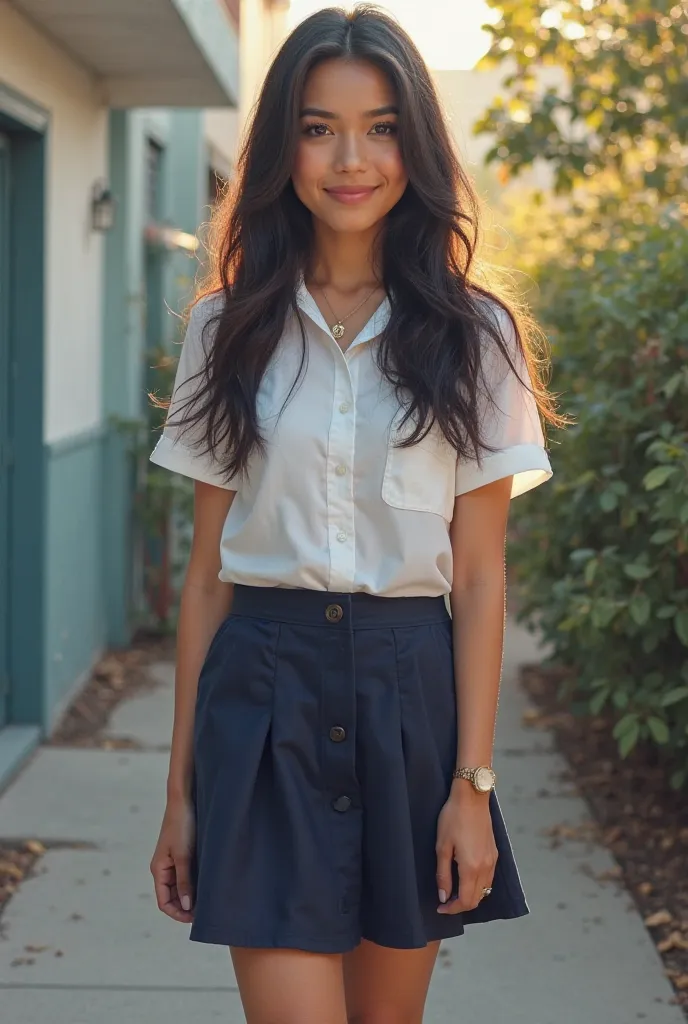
[295,275,391,352]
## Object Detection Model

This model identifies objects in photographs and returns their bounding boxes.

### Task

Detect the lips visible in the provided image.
[324,185,379,204]
[326,186,378,194]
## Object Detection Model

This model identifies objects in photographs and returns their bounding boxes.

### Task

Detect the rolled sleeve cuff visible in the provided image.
[455,442,553,499]
[149,434,239,491]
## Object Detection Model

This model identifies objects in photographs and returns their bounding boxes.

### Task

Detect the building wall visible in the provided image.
[0,2,110,729]
[0,2,108,445]
[238,0,290,132]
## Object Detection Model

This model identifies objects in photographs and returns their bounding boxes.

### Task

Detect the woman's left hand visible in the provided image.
[435,786,498,914]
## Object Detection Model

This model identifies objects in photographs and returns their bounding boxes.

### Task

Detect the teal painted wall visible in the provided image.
[43,430,106,729]
[0,97,47,730]
[100,107,211,652]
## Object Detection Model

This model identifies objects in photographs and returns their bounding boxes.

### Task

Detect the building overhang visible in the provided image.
[11,0,238,108]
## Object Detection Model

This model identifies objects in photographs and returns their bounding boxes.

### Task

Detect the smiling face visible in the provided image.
[291,58,409,235]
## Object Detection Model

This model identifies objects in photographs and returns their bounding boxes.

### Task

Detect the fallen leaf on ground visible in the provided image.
[522,708,543,725]
[24,944,50,953]
[0,862,24,881]
[675,975,688,990]
[596,866,623,881]
[24,840,45,856]
[645,909,673,927]
[657,931,688,953]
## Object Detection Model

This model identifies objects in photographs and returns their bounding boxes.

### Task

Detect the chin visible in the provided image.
[318,207,388,234]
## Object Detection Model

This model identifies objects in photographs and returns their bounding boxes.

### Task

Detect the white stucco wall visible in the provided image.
[239,0,289,132]
[204,108,239,178]
[0,2,107,444]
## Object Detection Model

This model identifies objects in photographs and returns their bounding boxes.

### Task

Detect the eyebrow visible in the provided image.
[299,105,399,119]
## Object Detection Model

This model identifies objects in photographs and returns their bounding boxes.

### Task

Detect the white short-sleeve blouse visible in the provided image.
[149,281,553,597]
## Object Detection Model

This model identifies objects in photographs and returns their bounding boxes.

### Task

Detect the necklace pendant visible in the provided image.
[332,322,345,340]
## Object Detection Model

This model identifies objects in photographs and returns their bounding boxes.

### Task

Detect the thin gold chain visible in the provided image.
[316,283,381,340]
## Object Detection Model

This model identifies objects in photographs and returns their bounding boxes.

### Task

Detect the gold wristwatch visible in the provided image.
[452,765,496,793]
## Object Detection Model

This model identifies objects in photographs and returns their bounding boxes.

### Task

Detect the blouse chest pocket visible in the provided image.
[381,413,456,521]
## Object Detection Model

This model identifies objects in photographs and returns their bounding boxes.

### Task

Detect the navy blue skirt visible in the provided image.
[189,585,529,952]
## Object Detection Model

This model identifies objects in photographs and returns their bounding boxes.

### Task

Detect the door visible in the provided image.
[0,133,12,726]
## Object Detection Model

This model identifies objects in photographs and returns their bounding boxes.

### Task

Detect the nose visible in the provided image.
[333,130,367,173]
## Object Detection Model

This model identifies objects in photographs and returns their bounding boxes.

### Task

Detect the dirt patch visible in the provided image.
[520,662,688,1016]
[48,632,176,749]
[0,841,46,930]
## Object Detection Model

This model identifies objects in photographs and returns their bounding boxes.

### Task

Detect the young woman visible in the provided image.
[149,5,560,1022]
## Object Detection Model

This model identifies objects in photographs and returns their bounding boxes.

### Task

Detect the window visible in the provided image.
[146,139,165,222]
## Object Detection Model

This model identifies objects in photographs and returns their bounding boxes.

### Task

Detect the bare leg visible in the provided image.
[343,938,441,1024]
[230,946,349,1024]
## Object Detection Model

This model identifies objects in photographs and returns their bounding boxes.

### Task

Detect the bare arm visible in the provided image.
[151,479,236,923]
[448,474,513,788]
[167,480,237,802]
[436,474,513,915]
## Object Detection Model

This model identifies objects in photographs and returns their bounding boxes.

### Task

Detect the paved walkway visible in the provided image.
[0,620,682,1023]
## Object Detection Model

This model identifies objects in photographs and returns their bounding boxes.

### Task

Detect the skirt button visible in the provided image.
[332,795,352,812]
[325,603,343,623]
[329,725,346,743]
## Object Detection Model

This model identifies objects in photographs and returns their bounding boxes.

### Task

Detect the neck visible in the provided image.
[307,220,383,293]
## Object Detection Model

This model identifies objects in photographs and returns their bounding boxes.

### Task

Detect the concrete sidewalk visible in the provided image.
[0,621,682,1024]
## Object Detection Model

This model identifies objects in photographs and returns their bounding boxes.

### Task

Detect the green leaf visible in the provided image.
[599,489,618,512]
[662,371,686,399]
[650,529,678,545]
[612,713,638,739]
[628,593,651,626]
[591,599,619,628]
[675,609,688,647]
[569,548,596,563]
[656,604,677,619]
[642,633,660,654]
[660,687,688,707]
[589,688,609,714]
[584,558,598,585]
[643,465,676,491]
[670,769,686,791]
[618,721,640,758]
[647,716,670,744]
[623,563,654,581]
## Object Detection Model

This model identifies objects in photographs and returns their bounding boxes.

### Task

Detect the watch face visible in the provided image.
[475,767,494,792]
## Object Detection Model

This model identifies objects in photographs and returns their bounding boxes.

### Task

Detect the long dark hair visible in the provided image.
[160,3,565,485]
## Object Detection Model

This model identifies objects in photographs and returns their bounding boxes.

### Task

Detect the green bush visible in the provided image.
[511,216,688,788]
[114,346,194,633]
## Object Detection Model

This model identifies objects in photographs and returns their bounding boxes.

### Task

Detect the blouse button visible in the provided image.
[339,402,350,413]
[336,531,347,542]
[335,465,347,477]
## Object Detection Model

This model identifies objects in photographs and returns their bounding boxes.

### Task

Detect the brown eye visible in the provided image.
[370,122,398,136]
[303,123,331,136]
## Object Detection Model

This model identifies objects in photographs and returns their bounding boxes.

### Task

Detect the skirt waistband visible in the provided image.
[230,585,450,630]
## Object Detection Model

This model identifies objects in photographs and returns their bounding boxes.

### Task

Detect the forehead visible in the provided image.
[301,58,397,112]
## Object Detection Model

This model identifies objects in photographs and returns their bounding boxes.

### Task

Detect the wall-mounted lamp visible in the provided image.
[91,181,116,232]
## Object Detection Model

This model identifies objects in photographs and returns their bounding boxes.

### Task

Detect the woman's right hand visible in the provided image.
[150,798,196,923]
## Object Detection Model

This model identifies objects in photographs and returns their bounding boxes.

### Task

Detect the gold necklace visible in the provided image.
[317,283,380,340]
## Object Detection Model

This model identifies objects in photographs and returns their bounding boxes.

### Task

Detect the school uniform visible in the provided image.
[149,280,553,952]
